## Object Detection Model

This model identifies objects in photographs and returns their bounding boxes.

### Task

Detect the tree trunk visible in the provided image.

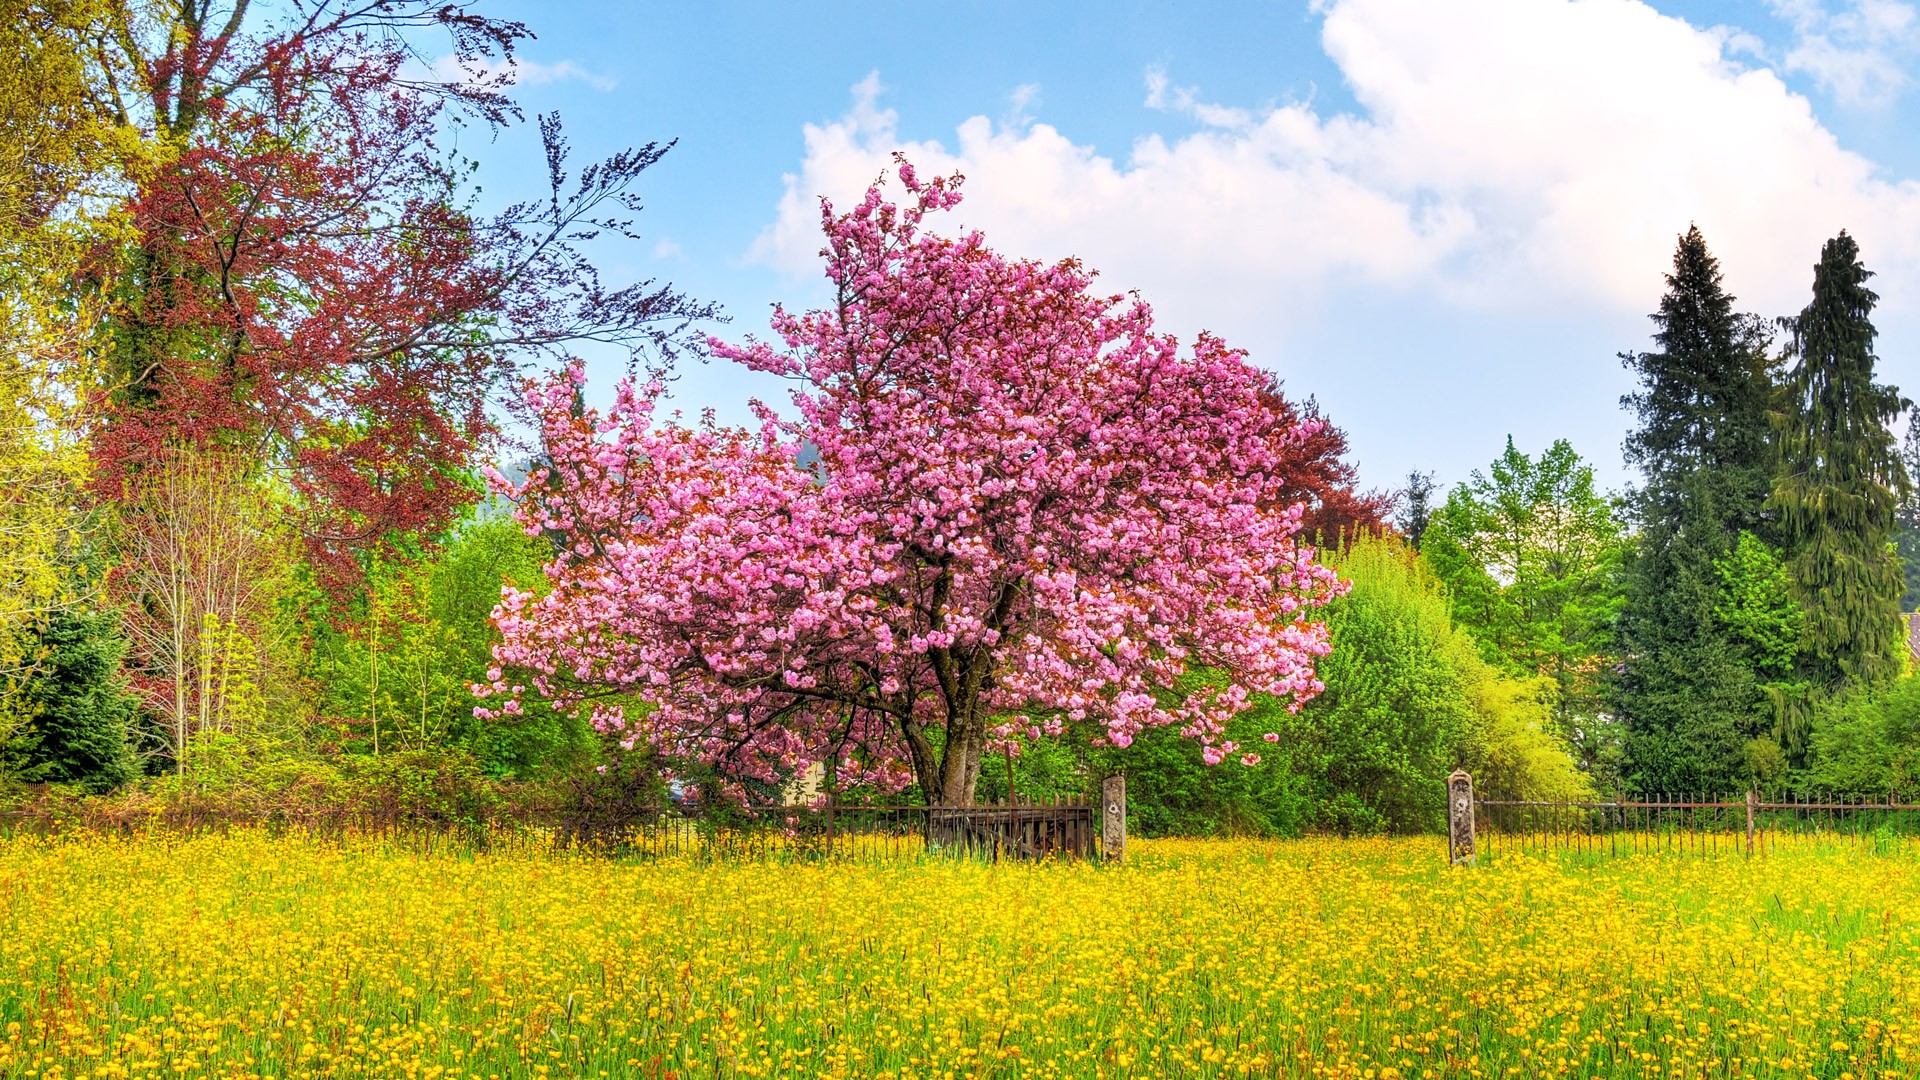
[927,684,992,806]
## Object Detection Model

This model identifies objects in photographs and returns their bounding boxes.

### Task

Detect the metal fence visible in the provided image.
[1475,794,1920,857]
[0,795,1105,862]
[558,797,1101,861]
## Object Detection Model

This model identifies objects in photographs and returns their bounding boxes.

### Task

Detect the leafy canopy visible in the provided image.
[1422,437,1625,755]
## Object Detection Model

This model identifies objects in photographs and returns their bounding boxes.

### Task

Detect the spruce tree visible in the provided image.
[15,609,139,792]
[1615,226,1778,794]
[1770,231,1909,750]
[1893,415,1920,610]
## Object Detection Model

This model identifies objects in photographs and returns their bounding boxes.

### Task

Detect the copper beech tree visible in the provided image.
[83,0,716,591]
[483,163,1346,805]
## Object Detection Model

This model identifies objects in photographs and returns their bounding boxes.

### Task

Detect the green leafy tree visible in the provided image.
[1422,438,1626,760]
[1287,537,1479,831]
[1614,227,1780,793]
[1083,537,1586,835]
[303,513,596,778]
[1714,532,1809,792]
[1809,676,1920,799]
[0,1,131,697]
[1770,231,1909,753]
[1714,532,1805,684]
[1233,537,1587,832]
[1304,536,1590,830]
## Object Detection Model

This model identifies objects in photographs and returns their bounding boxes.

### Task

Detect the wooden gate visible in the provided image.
[922,798,1098,860]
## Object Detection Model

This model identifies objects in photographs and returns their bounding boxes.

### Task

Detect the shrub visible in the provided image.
[1808,676,1920,798]
[1098,535,1589,836]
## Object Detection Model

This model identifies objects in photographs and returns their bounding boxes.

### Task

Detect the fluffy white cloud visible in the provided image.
[749,0,1920,337]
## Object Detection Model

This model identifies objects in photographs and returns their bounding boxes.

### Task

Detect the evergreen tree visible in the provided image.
[14,609,139,792]
[1395,470,1438,550]
[1893,414,1920,610]
[1614,226,1778,794]
[1770,230,1910,752]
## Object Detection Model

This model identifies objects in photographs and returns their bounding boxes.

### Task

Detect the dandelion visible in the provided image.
[0,832,1912,1079]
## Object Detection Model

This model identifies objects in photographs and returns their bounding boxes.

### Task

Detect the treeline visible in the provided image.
[0,1,709,820]
[1614,227,1913,799]
[3,4,1915,836]
[1087,225,1915,834]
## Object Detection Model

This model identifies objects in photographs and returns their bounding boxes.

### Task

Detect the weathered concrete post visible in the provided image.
[1745,789,1757,857]
[1101,775,1127,863]
[1447,770,1476,867]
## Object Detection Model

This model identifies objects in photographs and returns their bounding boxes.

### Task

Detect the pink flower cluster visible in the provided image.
[478,157,1343,802]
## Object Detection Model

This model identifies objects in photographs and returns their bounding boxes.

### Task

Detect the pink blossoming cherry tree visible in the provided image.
[481,159,1344,805]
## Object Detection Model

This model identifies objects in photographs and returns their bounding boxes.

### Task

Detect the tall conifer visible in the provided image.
[1615,227,1778,793]
[1893,416,1920,610]
[1770,231,1909,747]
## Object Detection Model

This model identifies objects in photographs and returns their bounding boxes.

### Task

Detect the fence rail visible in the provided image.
[1474,794,1920,857]
[0,795,1106,862]
[565,798,1102,861]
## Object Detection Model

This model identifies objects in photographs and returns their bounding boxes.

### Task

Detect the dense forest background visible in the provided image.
[5,1,1920,835]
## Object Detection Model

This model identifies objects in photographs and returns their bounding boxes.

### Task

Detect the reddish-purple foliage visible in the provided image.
[91,10,713,594]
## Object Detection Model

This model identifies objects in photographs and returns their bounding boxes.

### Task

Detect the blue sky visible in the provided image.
[445,0,1920,497]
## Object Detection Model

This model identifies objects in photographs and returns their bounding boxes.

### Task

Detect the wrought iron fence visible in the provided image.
[1475,794,1920,857]
[0,795,1104,862]
[559,797,1100,861]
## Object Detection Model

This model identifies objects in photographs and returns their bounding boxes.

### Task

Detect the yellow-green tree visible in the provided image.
[0,1,138,738]
[1422,438,1627,773]
[114,449,299,775]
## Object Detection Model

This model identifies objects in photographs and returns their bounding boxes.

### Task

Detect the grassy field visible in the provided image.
[3,833,1919,1080]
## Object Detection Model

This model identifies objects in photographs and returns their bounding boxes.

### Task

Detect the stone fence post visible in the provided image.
[1102,775,1126,863]
[1448,770,1476,867]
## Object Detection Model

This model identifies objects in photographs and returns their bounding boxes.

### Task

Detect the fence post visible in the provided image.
[1006,745,1016,862]
[824,758,836,857]
[1745,789,1756,857]
[1102,775,1127,863]
[1448,770,1476,867]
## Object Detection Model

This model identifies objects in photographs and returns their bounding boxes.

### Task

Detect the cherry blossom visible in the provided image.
[481,158,1342,805]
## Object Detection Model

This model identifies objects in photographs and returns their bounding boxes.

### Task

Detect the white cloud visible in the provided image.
[1769,0,1918,106]
[652,237,684,259]
[1144,65,1256,129]
[1710,24,1772,62]
[749,0,1920,337]
[1006,83,1042,130]
[419,54,618,93]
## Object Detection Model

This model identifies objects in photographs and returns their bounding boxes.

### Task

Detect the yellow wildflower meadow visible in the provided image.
[2,832,1917,1080]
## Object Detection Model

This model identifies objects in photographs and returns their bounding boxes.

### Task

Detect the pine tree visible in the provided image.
[1893,414,1920,610]
[1615,226,1779,794]
[1770,231,1909,751]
